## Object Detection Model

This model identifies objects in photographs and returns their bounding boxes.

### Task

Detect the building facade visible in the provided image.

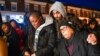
[0,0,100,18]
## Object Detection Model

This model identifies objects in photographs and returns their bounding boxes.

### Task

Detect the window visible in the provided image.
[41,5,45,13]
[0,1,5,10]
[11,2,17,11]
[34,4,39,11]
[25,3,29,12]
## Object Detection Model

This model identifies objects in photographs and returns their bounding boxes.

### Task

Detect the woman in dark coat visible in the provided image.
[54,21,100,56]
[23,11,56,56]
[9,20,24,51]
[1,23,20,56]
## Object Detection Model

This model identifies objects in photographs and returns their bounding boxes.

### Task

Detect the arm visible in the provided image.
[23,27,32,56]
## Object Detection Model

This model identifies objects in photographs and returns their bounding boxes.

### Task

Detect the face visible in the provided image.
[89,24,95,29]
[96,18,100,24]
[60,25,74,40]
[1,24,9,34]
[10,21,17,28]
[52,11,62,20]
[29,15,41,29]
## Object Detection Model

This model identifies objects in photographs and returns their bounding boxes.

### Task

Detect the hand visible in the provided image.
[31,53,36,56]
[24,51,30,56]
[87,33,97,45]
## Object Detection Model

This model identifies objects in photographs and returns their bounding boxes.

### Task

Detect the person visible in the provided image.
[9,20,24,51]
[54,20,100,56]
[0,37,8,56]
[81,19,89,31]
[88,19,98,32]
[48,1,67,39]
[95,18,100,39]
[96,18,100,26]
[1,23,20,56]
[88,19,100,47]
[23,10,56,56]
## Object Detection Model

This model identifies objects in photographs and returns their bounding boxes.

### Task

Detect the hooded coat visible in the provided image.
[49,1,67,19]
[48,1,67,39]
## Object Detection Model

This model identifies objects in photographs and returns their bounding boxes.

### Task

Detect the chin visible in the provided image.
[64,37,71,40]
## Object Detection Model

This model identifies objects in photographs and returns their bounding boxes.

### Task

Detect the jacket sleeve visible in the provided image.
[22,27,32,55]
[35,26,56,56]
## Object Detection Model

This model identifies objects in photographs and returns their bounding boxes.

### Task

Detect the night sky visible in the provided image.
[51,0,100,11]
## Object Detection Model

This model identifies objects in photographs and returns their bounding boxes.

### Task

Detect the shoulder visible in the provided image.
[76,30,88,37]
[43,24,55,31]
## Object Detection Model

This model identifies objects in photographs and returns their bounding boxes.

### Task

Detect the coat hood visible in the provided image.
[49,1,66,18]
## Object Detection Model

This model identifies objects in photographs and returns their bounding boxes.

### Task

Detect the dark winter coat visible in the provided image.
[54,31,100,56]
[3,29,20,56]
[24,17,56,56]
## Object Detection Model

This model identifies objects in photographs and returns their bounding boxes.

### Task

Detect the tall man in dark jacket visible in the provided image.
[48,1,67,39]
[24,11,56,56]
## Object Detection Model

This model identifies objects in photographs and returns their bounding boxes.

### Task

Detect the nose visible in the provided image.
[56,14,59,17]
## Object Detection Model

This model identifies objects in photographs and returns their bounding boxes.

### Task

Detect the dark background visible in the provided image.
[51,0,100,11]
